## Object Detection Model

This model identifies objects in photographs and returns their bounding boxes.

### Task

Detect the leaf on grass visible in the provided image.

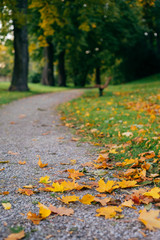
[2,202,11,210]
[138,209,160,231]
[38,202,51,219]
[57,195,80,204]
[121,200,136,209]
[4,230,25,240]
[67,169,84,180]
[96,179,119,193]
[39,176,51,184]
[143,187,160,199]
[118,180,138,189]
[80,194,95,205]
[49,205,74,216]
[96,206,122,219]
[37,156,48,168]
[122,132,133,137]
[0,168,5,171]
[18,161,26,165]
[27,211,42,225]
[138,151,155,159]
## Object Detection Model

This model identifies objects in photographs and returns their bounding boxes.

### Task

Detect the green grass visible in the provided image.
[59,74,160,181]
[0,82,68,106]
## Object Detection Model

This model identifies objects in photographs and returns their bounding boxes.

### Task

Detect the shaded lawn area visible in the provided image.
[0,82,68,106]
[59,74,160,186]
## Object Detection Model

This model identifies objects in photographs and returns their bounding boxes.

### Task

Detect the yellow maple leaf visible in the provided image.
[139,209,160,231]
[37,155,48,168]
[96,206,122,219]
[57,195,80,204]
[109,149,118,154]
[52,182,64,192]
[61,180,79,191]
[38,202,51,219]
[118,180,138,188]
[80,194,95,205]
[121,199,136,209]
[2,202,11,210]
[96,179,118,193]
[39,176,51,184]
[143,187,160,199]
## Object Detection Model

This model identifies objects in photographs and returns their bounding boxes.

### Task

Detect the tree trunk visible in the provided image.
[42,41,55,86]
[95,67,101,85]
[58,50,66,86]
[9,0,29,91]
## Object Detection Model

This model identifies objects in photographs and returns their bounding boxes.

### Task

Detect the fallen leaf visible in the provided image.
[39,176,51,184]
[0,161,9,164]
[96,206,122,219]
[67,169,84,180]
[42,131,51,135]
[37,156,48,168]
[96,179,119,193]
[10,121,16,125]
[57,195,80,204]
[23,185,33,189]
[52,182,64,192]
[18,188,34,196]
[38,202,51,219]
[118,180,138,189]
[49,205,74,216]
[19,114,26,119]
[18,161,26,165]
[122,132,133,137]
[80,194,95,205]
[4,230,25,240]
[70,159,77,165]
[143,187,160,199]
[27,211,42,225]
[121,200,136,209]
[71,137,80,141]
[94,197,111,206]
[2,202,11,210]
[139,208,160,231]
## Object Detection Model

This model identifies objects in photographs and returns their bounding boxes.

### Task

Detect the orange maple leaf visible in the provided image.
[67,169,84,180]
[37,155,48,168]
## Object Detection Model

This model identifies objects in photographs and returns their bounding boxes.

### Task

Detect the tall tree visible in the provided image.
[9,0,29,91]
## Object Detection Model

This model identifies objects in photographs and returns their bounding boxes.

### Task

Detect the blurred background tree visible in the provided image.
[0,0,160,90]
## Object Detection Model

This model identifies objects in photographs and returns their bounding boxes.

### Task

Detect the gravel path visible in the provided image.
[0,90,160,240]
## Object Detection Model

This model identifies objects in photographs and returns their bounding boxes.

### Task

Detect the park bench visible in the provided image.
[94,76,112,96]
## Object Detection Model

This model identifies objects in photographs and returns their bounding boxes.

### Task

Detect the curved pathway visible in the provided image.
[0,90,159,240]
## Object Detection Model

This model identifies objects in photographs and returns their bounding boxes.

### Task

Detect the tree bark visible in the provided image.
[58,50,66,86]
[42,41,55,86]
[9,0,29,91]
[95,67,101,85]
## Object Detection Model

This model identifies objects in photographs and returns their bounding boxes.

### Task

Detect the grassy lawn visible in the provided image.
[0,82,68,106]
[59,74,160,185]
